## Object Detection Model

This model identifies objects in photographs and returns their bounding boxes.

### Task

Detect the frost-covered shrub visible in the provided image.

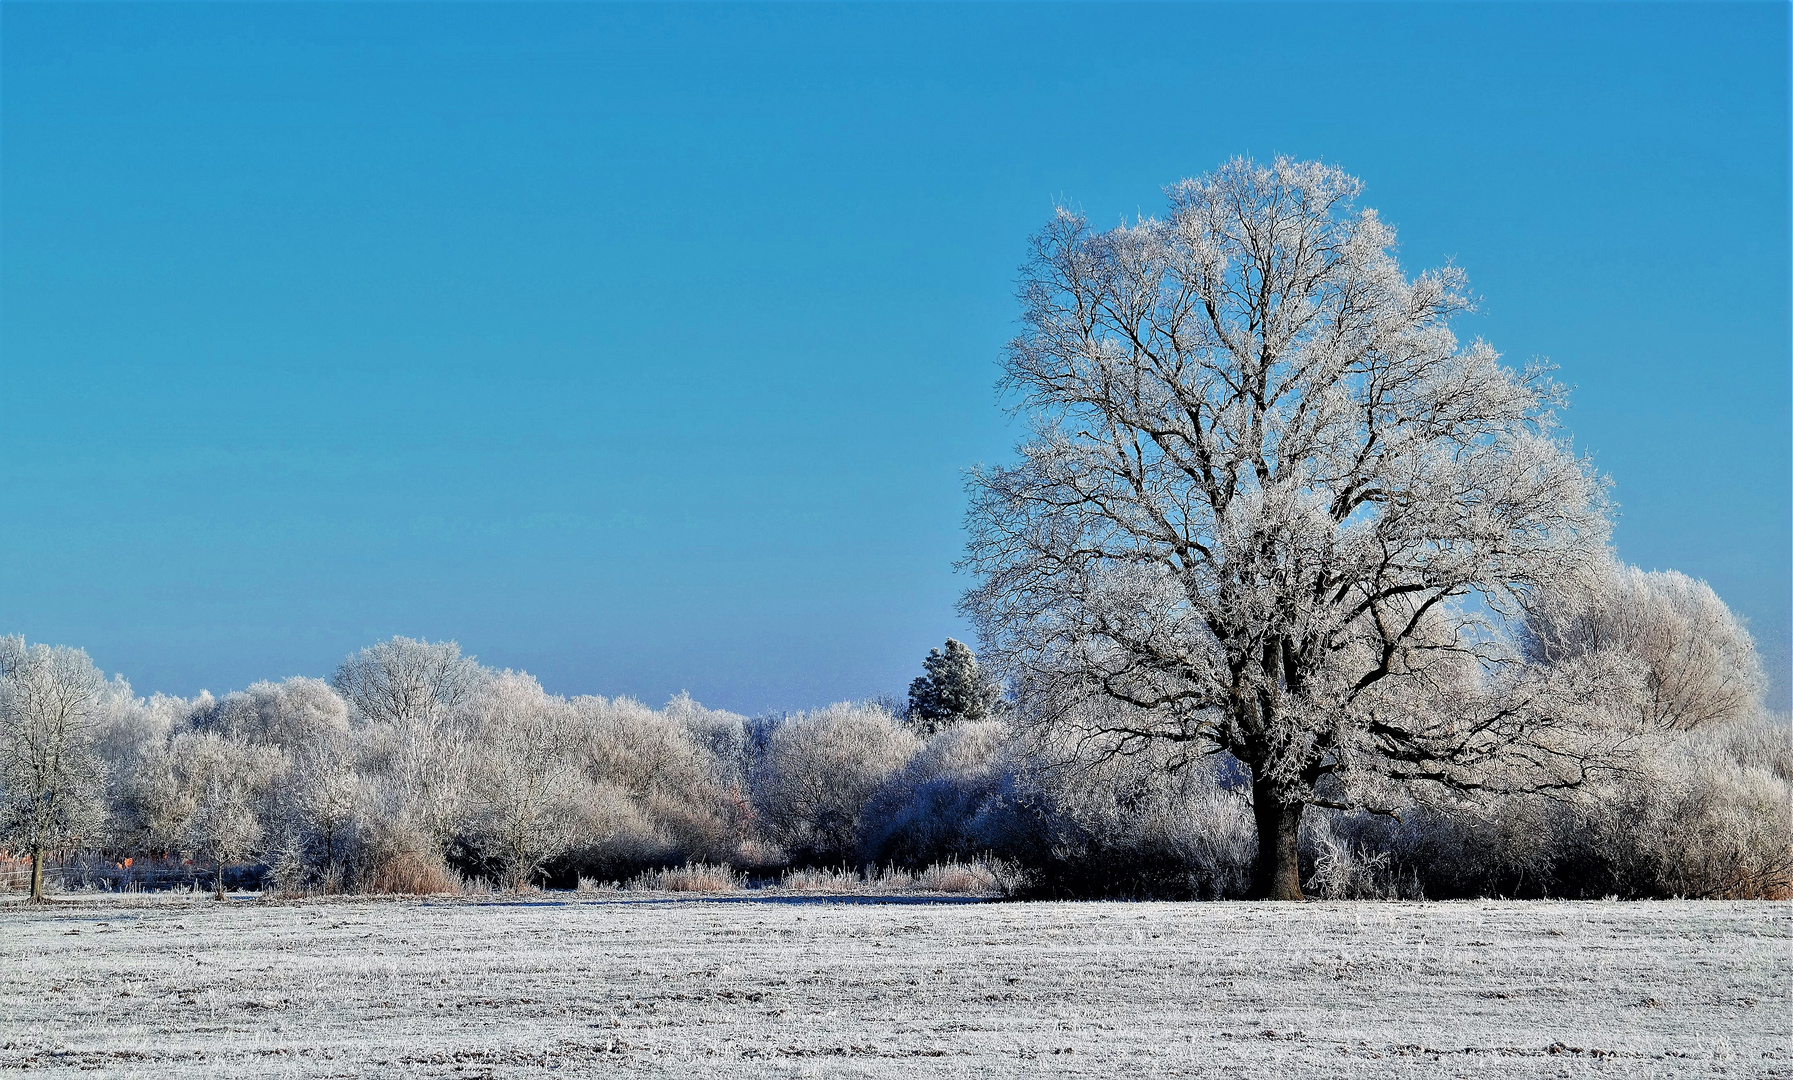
[779,865,863,891]
[913,858,1007,894]
[770,859,1010,895]
[1524,563,1764,731]
[1301,814,1422,900]
[550,782,677,882]
[1716,709,1793,784]
[545,695,749,882]
[750,703,920,865]
[1316,712,1793,900]
[1579,713,1792,898]
[191,678,351,751]
[460,671,589,889]
[665,691,751,784]
[356,837,464,895]
[968,744,1256,899]
[858,720,1009,867]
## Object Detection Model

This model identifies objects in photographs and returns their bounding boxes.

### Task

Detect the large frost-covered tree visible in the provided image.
[962,157,1617,900]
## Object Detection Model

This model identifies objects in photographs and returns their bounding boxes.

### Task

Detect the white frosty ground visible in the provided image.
[0,895,1785,1078]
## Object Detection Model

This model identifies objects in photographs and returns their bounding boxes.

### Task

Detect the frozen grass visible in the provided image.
[624,862,745,892]
[778,859,1013,895]
[593,858,1013,897]
[0,895,1785,1078]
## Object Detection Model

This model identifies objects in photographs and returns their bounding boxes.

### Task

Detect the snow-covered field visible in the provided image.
[1,894,1785,1078]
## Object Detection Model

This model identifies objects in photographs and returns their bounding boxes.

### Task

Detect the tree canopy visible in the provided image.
[962,156,1619,899]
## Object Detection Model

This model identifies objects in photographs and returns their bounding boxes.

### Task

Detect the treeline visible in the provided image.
[2,621,1788,901]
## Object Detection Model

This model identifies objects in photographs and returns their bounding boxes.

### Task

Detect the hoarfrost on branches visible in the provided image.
[1523,560,1764,732]
[0,638,111,900]
[332,637,485,850]
[465,670,585,889]
[962,156,1621,898]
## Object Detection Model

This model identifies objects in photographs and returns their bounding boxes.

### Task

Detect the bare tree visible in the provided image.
[1524,560,1764,731]
[184,743,275,900]
[465,671,584,889]
[0,639,110,900]
[962,157,1616,899]
[332,638,482,728]
[131,731,285,899]
[333,638,483,850]
[281,741,369,892]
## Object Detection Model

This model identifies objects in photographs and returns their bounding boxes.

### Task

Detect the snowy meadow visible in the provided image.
[2,894,1785,1078]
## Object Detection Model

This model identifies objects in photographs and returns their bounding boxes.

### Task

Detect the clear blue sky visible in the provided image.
[3,3,1788,713]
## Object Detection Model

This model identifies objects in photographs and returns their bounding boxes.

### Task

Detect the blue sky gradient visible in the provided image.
[3,3,1788,711]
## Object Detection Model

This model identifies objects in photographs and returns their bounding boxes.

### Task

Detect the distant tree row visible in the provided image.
[1,554,1787,903]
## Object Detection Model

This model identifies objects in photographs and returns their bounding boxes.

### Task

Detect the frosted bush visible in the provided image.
[1524,562,1764,731]
[1303,815,1420,900]
[664,691,751,783]
[772,859,1008,895]
[357,844,464,895]
[1601,713,1792,898]
[192,678,351,751]
[968,741,1256,899]
[562,695,747,875]
[750,702,920,864]
[858,720,1009,867]
[280,743,372,888]
[1314,712,1793,900]
[461,672,588,888]
[914,859,1002,894]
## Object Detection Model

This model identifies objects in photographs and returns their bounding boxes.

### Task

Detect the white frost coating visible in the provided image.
[1524,559,1765,732]
[0,638,111,899]
[0,896,1783,1078]
[332,637,486,851]
[962,157,1623,895]
[464,670,586,889]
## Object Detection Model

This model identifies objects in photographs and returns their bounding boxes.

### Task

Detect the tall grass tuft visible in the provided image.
[623,862,744,892]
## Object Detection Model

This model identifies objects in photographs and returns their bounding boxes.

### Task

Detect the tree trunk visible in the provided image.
[29,848,45,902]
[1248,779,1306,901]
[215,859,226,900]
